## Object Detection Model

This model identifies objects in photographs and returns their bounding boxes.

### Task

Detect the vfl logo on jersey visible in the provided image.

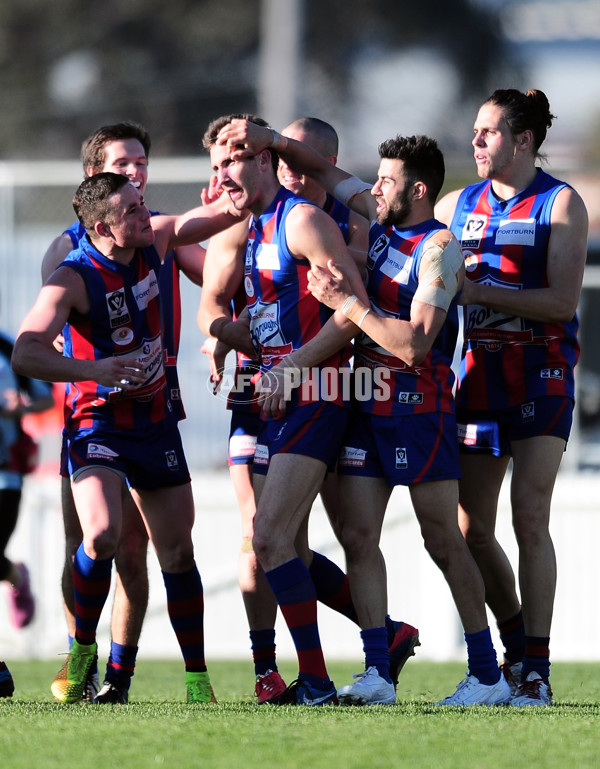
[521,402,535,422]
[380,247,413,285]
[367,232,390,270]
[398,392,424,405]
[165,449,179,469]
[255,243,280,271]
[87,443,118,461]
[541,367,564,380]
[395,447,408,469]
[461,215,487,248]
[106,289,131,328]
[132,269,159,310]
[495,218,536,246]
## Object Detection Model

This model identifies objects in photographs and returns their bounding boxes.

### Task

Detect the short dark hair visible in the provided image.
[283,117,339,157]
[81,122,151,176]
[378,135,445,204]
[484,88,555,159]
[202,113,278,173]
[72,172,131,233]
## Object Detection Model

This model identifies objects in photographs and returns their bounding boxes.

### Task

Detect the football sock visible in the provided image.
[162,565,206,673]
[265,557,328,681]
[464,626,501,685]
[105,642,138,686]
[361,626,392,683]
[521,636,551,683]
[497,610,526,664]
[72,544,112,646]
[308,551,359,623]
[250,629,277,676]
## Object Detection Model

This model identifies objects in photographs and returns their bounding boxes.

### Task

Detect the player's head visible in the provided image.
[483,88,555,159]
[279,117,339,201]
[81,122,151,193]
[73,172,136,234]
[203,114,278,173]
[372,135,444,227]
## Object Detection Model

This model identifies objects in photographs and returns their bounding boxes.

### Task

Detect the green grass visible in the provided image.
[2,660,599,769]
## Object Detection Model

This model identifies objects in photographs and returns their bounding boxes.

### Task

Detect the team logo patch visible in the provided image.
[521,402,535,422]
[398,392,424,404]
[541,367,564,380]
[339,446,367,467]
[461,215,487,248]
[106,289,131,328]
[87,443,118,460]
[165,449,179,469]
[395,447,408,469]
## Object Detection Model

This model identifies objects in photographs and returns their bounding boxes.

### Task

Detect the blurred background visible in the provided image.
[2,0,600,664]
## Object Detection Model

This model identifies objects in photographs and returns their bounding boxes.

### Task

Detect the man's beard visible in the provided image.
[376,186,412,227]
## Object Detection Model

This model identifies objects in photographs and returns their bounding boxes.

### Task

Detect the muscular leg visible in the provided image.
[458,452,521,623]
[411,479,489,634]
[61,476,81,638]
[510,436,564,638]
[230,463,277,633]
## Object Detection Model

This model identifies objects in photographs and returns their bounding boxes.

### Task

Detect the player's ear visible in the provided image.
[95,221,111,238]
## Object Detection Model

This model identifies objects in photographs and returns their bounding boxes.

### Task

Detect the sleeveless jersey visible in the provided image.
[244,186,351,411]
[63,216,185,420]
[228,193,355,414]
[448,169,579,411]
[354,218,458,417]
[61,237,168,432]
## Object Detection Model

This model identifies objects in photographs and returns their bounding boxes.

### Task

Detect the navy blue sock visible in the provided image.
[361,627,392,684]
[105,642,138,687]
[250,629,277,676]
[465,627,500,685]
[522,636,551,683]
[497,610,525,664]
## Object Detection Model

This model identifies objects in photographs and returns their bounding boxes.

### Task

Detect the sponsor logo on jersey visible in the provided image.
[244,275,255,297]
[111,326,135,345]
[395,447,408,469]
[461,214,487,248]
[495,218,536,246]
[254,443,269,465]
[132,269,159,310]
[398,392,424,404]
[457,422,479,446]
[87,443,118,460]
[255,242,280,271]
[541,367,564,380]
[464,251,479,273]
[339,446,367,467]
[377,245,413,285]
[106,289,131,328]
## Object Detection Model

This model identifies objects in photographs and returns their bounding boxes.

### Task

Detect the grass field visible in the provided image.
[2,659,599,769]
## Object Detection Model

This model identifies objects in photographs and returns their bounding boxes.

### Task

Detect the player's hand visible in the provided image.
[256,367,288,419]
[200,174,223,206]
[52,333,65,354]
[216,119,272,160]
[200,336,230,394]
[94,356,146,391]
[307,260,352,311]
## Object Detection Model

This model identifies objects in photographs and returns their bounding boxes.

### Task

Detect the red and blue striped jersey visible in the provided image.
[61,238,169,432]
[355,218,458,416]
[448,169,579,411]
[63,216,185,420]
[244,187,351,409]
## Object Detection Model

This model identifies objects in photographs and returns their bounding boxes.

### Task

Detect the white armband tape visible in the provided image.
[332,176,372,206]
[414,236,464,312]
[269,129,288,153]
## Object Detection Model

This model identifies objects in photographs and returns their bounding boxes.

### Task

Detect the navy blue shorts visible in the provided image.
[338,410,460,486]
[66,422,190,490]
[456,396,573,457]
[252,401,349,476]
[228,411,261,466]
